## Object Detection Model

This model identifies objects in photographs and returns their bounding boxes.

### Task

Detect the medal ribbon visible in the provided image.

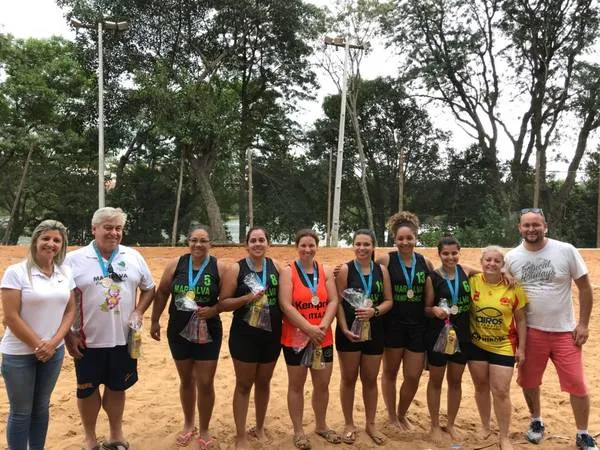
[396,252,416,291]
[246,257,267,289]
[353,260,373,297]
[443,269,460,306]
[297,260,318,298]
[188,255,210,292]
[93,242,119,277]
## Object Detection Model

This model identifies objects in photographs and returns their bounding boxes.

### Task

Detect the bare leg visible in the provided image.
[338,351,360,435]
[174,359,197,436]
[310,362,334,433]
[490,364,515,450]
[468,361,492,437]
[397,350,424,429]
[286,365,309,437]
[253,361,277,440]
[77,389,101,450]
[232,359,257,449]
[194,360,218,441]
[445,361,466,440]
[381,348,403,426]
[571,394,590,431]
[360,354,385,444]
[426,364,446,444]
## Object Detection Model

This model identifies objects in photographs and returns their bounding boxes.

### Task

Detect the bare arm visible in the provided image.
[573,274,593,346]
[217,262,262,313]
[377,265,394,316]
[135,286,156,316]
[335,263,351,333]
[461,264,480,277]
[149,258,178,341]
[424,276,447,320]
[320,266,339,330]
[1,288,41,351]
[514,305,527,367]
[374,252,390,267]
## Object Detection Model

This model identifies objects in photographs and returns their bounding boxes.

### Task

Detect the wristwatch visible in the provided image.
[373,306,380,317]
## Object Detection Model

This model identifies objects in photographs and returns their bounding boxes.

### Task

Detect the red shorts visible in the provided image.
[517,328,588,396]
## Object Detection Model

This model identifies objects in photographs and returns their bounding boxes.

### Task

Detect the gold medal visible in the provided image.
[449,305,459,315]
[185,290,196,301]
[311,295,320,306]
[406,289,415,299]
[100,277,112,288]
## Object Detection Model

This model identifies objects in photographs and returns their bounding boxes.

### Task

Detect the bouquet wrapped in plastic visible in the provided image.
[127,311,142,359]
[301,342,325,370]
[342,288,373,341]
[289,327,311,353]
[243,273,271,331]
[175,295,213,344]
[433,319,460,355]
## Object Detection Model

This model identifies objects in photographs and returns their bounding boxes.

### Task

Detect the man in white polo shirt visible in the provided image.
[505,208,596,450]
[65,207,155,450]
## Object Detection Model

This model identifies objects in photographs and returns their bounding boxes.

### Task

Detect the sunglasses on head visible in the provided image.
[520,208,544,216]
[107,264,124,282]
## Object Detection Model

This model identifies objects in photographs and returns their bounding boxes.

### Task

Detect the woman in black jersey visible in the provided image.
[376,211,434,430]
[218,227,281,450]
[335,229,393,445]
[424,236,479,444]
[150,225,226,449]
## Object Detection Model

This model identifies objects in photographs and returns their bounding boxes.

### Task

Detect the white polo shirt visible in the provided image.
[1,261,75,355]
[65,243,155,348]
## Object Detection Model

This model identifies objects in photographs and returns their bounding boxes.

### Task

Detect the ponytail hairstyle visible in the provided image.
[295,228,319,246]
[245,226,270,244]
[437,235,461,254]
[353,228,377,261]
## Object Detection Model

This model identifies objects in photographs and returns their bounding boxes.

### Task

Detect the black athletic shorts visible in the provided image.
[335,323,384,355]
[282,345,334,366]
[383,319,426,353]
[75,345,137,399]
[467,343,515,367]
[425,329,468,366]
[229,321,281,364]
[167,319,223,361]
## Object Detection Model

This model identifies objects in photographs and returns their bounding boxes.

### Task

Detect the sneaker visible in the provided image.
[525,420,545,444]
[576,433,598,450]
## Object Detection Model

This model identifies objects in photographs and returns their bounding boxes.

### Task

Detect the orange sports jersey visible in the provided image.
[469,273,527,356]
[281,261,333,348]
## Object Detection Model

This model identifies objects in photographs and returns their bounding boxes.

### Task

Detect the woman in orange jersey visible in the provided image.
[279,229,341,450]
[468,246,527,450]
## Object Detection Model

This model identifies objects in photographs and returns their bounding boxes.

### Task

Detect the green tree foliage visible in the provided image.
[0,34,97,244]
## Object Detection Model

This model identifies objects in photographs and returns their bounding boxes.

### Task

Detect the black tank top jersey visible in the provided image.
[341,260,385,328]
[232,257,281,335]
[386,251,430,324]
[428,265,471,343]
[168,254,221,332]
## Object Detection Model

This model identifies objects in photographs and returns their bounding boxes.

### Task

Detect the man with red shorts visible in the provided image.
[505,208,596,450]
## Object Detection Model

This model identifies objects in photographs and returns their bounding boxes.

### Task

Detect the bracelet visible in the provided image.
[373,306,380,317]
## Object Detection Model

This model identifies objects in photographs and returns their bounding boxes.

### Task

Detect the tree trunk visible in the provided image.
[2,141,34,245]
[348,96,375,241]
[171,148,185,246]
[193,165,227,242]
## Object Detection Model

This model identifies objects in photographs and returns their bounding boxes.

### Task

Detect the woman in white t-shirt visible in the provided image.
[1,220,76,450]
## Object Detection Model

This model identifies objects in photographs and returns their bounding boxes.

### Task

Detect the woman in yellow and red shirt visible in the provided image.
[279,229,341,450]
[468,245,527,450]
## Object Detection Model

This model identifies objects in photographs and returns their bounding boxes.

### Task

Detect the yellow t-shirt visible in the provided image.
[469,274,527,356]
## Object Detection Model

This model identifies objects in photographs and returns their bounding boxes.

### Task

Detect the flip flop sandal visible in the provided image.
[367,432,386,446]
[316,429,342,444]
[196,436,217,450]
[342,431,357,444]
[293,434,312,450]
[102,442,129,450]
[176,428,198,447]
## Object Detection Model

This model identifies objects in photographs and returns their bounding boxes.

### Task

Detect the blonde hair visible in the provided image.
[26,220,69,282]
[481,245,504,261]
[388,211,420,237]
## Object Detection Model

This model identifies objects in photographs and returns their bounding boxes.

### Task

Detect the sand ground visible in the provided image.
[1,246,599,449]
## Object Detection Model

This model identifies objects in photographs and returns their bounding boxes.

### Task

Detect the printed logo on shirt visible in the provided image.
[117,260,127,269]
[474,306,503,329]
[520,257,555,283]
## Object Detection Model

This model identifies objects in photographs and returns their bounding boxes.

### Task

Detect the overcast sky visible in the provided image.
[1,0,592,176]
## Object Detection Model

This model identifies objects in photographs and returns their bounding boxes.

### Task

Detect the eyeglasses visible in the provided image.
[107,264,124,282]
[520,208,544,216]
[189,238,211,244]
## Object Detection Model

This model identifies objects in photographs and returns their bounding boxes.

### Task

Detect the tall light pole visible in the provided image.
[71,18,129,209]
[324,35,364,246]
